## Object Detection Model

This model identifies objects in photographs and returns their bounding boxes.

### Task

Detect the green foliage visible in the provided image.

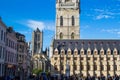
[32,68,42,75]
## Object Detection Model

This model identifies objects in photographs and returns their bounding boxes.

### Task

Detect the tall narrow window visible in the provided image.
[72,16,75,26]
[107,65,110,71]
[94,65,97,70]
[71,32,74,39]
[60,32,63,39]
[60,16,63,26]
[101,65,104,71]
[115,65,117,71]
[1,30,3,41]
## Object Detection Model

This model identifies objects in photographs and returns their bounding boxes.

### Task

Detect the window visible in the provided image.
[88,51,91,55]
[54,51,58,54]
[60,32,63,39]
[54,57,58,60]
[71,32,74,39]
[61,65,64,70]
[115,65,117,71]
[81,51,84,54]
[65,0,70,2]
[74,51,78,54]
[114,57,117,60]
[80,65,84,70]
[72,16,75,26]
[81,57,84,60]
[100,51,104,55]
[101,65,104,70]
[94,51,97,55]
[68,51,71,54]
[74,57,77,60]
[87,65,90,70]
[94,65,97,70]
[74,65,77,70]
[87,57,90,60]
[61,57,64,60]
[101,57,104,60]
[94,57,97,60]
[4,32,6,42]
[1,30,3,41]
[60,16,63,26]
[0,46,2,58]
[37,34,40,41]
[54,65,58,70]
[107,65,110,71]
[107,57,110,60]
[67,57,70,60]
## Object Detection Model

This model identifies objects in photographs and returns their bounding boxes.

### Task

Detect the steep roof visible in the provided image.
[53,39,120,54]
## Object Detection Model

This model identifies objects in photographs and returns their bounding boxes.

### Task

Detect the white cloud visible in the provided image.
[96,14,112,20]
[93,8,120,20]
[25,20,55,31]
[101,29,120,35]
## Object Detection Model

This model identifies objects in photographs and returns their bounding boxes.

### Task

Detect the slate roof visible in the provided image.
[53,39,120,54]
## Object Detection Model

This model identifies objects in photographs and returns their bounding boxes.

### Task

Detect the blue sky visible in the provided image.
[0,0,120,50]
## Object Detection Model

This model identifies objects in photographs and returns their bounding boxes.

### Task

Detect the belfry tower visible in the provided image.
[55,0,80,39]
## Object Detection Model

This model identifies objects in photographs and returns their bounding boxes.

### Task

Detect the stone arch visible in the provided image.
[59,32,63,39]
[71,32,75,39]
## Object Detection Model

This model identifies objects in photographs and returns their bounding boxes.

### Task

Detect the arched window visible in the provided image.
[60,16,63,26]
[60,32,63,39]
[72,16,75,26]
[71,32,74,39]
[65,0,70,2]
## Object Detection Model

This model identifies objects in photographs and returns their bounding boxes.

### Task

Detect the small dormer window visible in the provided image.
[88,51,91,55]
[94,51,97,55]
[81,51,84,55]
[113,48,117,55]
[114,51,117,55]
[68,51,71,55]
[74,48,78,55]
[67,48,71,55]
[100,51,103,55]
[107,51,110,54]
[54,51,58,54]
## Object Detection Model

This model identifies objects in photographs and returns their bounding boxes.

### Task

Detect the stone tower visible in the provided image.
[32,28,43,55]
[55,0,80,39]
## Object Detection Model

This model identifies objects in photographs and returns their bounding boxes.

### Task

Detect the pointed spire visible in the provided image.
[36,27,40,32]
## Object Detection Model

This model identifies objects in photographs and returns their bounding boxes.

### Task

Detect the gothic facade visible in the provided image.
[50,0,120,77]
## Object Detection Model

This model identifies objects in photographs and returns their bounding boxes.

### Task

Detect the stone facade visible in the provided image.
[0,18,6,77]
[51,40,120,77]
[32,28,43,55]
[5,27,18,77]
[50,0,120,77]
[16,32,28,79]
[56,0,80,39]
